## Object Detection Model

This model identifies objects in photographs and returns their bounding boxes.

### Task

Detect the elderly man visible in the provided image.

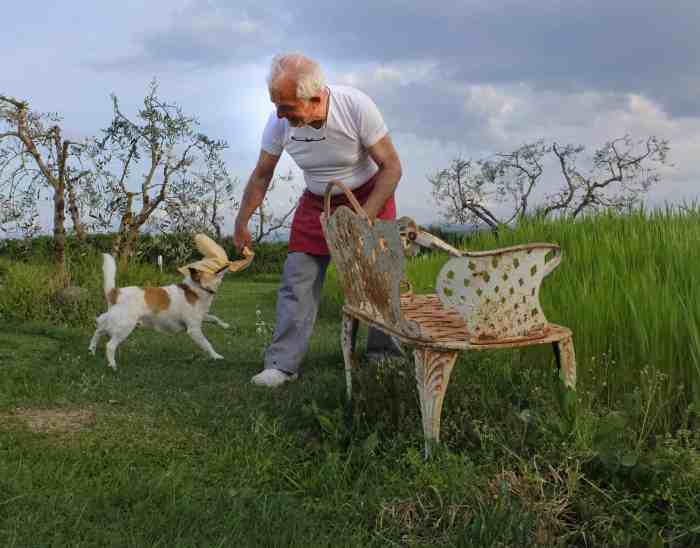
[234,53,402,387]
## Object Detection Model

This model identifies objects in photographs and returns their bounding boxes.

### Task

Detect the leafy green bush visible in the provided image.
[0,252,173,328]
[0,232,290,275]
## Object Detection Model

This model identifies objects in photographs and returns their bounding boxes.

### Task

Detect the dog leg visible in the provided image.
[89,313,108,355]
[89,328,104,355]
[105,323,136,370]
[204,314,230,329]
[187,325,224,360]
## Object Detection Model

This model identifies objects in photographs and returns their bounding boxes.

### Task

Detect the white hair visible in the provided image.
[267,53,326,100]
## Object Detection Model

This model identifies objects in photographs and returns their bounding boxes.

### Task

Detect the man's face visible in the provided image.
[269,77,320,127]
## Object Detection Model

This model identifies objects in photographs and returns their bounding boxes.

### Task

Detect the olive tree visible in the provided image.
[0,94,92,267]
[544,136,670,218]
[147,154,239,240]
[249,170,299,244]
[90,80,228,262]
[430,136,670,229]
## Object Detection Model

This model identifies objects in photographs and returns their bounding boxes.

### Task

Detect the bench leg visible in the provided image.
[414,348,459,458]
[341,313,359,401]
[552,335,577,390]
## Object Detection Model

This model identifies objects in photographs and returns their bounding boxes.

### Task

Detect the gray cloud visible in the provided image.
[91,2,289,72]
[5,0,700,230]
[116,0,699,118]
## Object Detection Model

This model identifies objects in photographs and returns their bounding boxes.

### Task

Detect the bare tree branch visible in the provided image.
[250,171,299,243]
[431,135,670,229]
[90,79,229,261]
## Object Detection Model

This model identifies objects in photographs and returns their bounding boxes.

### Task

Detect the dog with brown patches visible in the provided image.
[89,236,252,370]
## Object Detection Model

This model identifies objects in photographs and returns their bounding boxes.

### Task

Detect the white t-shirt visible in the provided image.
[261,85,388,196]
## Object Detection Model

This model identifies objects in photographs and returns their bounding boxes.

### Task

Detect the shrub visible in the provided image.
[0,251,173,328]
[0,233,290,275]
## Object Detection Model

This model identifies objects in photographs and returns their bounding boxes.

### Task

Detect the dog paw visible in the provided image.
[219,322,230,329]
[210,353,225,360]
[88,347,96,355]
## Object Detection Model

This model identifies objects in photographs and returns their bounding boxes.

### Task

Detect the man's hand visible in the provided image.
[233,221,253,253]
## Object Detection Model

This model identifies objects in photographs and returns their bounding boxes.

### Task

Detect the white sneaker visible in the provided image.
[251,368,298,387]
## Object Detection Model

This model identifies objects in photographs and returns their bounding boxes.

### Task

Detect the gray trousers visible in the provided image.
[264,252,401,375]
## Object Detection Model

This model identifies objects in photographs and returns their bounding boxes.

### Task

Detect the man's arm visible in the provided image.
[233,150,280,251]
[362,134,402,219]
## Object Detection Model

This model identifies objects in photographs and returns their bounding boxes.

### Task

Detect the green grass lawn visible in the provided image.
[1,270,699,546]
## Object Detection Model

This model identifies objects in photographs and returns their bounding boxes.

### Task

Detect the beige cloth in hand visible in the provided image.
[177,234,254,277]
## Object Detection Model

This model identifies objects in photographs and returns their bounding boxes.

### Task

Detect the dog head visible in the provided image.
[186,262,228,294]
[177,234,254,293]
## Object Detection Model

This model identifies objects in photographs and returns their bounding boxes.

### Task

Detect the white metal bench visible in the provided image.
[321,181,576,457]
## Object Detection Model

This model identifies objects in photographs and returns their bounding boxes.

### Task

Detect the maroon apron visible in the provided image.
[288,174,397,256]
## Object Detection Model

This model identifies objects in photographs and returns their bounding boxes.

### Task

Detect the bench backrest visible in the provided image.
[322,205,422,337]
[436,244,561,343]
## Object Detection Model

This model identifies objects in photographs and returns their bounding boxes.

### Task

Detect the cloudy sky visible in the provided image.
[4,0,699,230]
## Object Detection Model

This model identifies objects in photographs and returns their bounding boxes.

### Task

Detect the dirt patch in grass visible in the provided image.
[1,407,96,433]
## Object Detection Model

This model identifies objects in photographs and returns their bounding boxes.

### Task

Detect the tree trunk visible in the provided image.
[120,226,141,266]
[53,182,67,274]
[66,182,85,240]
[111,231,124,258]
[112,193,135,261]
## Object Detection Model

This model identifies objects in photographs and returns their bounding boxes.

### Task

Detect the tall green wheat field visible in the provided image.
[325,205,700,431]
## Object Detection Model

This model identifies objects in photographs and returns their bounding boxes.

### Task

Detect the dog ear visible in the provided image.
[189,268,201,282]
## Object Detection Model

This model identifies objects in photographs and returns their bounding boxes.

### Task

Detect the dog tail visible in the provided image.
[102,253,117,305]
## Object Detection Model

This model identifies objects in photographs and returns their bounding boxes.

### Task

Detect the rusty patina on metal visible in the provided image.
[323,205,422,339]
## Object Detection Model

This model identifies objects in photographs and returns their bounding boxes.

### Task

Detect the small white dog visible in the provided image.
[89,236,252,370]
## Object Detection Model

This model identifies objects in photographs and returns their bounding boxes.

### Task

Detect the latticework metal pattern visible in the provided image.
[436,244,561,343]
